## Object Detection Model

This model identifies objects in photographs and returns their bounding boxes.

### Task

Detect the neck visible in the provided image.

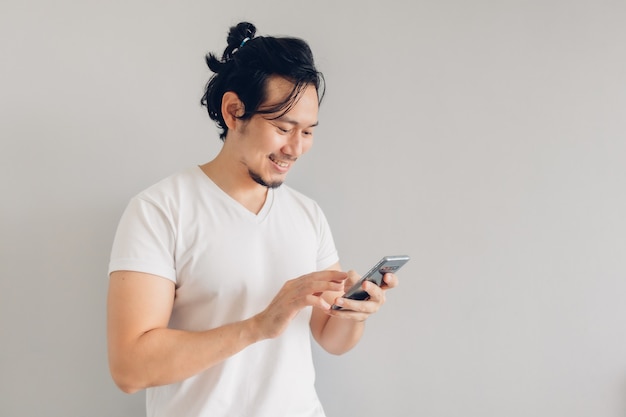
[200,157,269,215]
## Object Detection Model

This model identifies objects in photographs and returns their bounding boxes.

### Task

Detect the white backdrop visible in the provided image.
[2,1,625,416]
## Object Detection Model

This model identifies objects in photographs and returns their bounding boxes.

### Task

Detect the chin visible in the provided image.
[263,180,284,189]
[249,170,284,189]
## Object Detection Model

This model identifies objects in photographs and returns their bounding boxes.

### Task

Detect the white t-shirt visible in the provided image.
[109,166,339,417]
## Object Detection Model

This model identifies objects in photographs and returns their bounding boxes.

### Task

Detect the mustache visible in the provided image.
[270,153,297,162]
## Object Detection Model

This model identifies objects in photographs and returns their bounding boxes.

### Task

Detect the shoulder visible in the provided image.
[275,184,319,210]
[134,166,204,205]
[274,184,330,225]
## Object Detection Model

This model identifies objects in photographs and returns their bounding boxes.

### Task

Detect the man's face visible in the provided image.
[233,77,319,189]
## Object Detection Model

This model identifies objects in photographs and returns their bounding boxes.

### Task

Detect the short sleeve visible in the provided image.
[108,196,177,282]
[315,203,339,270]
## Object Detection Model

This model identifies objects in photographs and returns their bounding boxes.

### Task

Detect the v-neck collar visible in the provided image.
[196,166,274,223]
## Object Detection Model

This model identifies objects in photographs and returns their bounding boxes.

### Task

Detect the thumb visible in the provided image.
[344,270,362,292]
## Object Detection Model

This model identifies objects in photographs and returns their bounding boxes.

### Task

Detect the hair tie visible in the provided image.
[240,37,250,48]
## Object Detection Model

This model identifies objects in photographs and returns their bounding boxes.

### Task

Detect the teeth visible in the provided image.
[270,156,289,167]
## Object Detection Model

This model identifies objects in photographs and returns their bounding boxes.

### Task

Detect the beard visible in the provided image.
[248,169,283,189]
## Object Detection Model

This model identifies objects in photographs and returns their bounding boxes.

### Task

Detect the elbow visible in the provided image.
[323,344,354,356]
[117,384,141,395]
[109,361,145,394]
[111,371,143,394]
[315,335,358,356]
[115,380,142,395]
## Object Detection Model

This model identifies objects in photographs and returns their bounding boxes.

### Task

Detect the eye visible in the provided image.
[272,123,291,134]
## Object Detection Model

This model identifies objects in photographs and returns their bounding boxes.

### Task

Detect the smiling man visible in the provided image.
[107,22,398,417]
[200,76,319,210]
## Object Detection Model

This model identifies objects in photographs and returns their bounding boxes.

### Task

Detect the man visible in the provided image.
[107,22,398,417]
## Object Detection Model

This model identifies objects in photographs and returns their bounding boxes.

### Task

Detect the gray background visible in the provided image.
[2,1,625,416]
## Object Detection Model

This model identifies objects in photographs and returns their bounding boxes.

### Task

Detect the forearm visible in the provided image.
[108,269,349,393]
[109,317,262,393]
[310,264,366,354]
[312,311,365,355]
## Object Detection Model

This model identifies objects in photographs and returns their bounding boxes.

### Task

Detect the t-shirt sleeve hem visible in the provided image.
[108,259,177,283]
[317,251,339,271]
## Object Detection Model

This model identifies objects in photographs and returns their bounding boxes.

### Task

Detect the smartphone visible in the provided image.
[331,255,410,310]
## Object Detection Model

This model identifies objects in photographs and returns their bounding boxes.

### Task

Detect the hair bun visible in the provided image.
[227,22,256,50]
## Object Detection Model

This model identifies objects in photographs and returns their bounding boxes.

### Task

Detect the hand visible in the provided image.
[328,270,399,321]
[253,270,348,339]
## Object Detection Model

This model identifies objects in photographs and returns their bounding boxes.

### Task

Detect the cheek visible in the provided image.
[252,132,281,155]
[302,138,314,154]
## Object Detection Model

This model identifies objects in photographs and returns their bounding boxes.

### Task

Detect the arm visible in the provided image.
[310,262,399,355]
[107,269,347,393]
[107,271,263,393]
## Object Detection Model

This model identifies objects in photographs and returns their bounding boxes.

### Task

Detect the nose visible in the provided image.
[281,134,303,159]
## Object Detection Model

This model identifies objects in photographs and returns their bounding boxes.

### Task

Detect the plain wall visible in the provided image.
[2,1,625,416]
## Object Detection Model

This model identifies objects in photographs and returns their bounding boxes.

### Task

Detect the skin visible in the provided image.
[107,76,398,394]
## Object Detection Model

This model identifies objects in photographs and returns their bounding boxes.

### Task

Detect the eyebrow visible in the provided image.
[276,116,319,128]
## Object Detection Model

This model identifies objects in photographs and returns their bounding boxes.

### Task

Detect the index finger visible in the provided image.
[300,269,348,283]
[306,269,348,283]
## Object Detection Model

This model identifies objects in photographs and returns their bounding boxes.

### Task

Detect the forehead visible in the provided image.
[261,76,319,122]
[264,76,308,97]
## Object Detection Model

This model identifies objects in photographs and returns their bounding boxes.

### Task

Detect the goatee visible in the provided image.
[248,169,283,189]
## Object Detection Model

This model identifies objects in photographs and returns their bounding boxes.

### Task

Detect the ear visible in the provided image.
[221,91,245,131]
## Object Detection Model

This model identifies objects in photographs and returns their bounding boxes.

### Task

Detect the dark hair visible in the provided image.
[201,22,325,140]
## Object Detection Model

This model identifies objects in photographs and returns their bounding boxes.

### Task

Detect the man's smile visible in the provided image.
[269,154,293,170]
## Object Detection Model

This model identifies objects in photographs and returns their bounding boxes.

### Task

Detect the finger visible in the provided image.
[326,304,372,321]
[305,293,332,310]
[344,270,361,287]
[308,279,345,296]
[361,280,385,303]
[308,270,348,283]
[332,294,382,314]
[289,272,346,294]
[380,273,399,290]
